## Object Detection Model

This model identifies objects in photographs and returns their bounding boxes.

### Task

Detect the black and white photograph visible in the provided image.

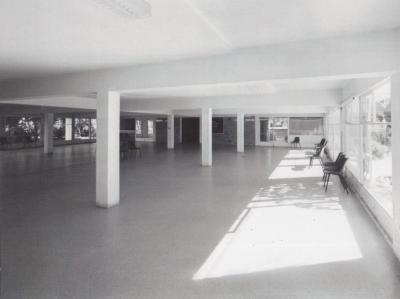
[0,0,400,298]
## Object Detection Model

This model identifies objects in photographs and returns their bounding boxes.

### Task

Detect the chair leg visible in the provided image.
[325,174,330,192]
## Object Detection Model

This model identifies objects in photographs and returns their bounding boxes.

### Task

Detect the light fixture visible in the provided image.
[92,0,151,20]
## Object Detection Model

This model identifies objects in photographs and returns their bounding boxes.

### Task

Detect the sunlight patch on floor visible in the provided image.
[268,150,323,179]
[193,150,362,280]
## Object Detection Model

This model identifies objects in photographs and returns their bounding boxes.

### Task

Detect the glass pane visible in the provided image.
[148,120,154,136]
[53,117,65,140]
[136,120,142,135]
[289,117,323,135]
[90,119,97,139]
[74,118,91,139]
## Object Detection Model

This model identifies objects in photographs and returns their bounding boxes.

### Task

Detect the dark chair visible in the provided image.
[323,155,349,193]
[290,137,301,148]
[128,140,142,158]
[322,152,345,182]
[315,138,326,149]
[120,140,130,159]
[309,145,326,167]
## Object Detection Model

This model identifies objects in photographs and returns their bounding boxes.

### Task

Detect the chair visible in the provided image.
[309,145,326,167]
[323,155,349,193]
[315,138,326,149]
[322,152,345,182]
[129,140,142,158]
[120,140,130,159]
[290,136,301,148]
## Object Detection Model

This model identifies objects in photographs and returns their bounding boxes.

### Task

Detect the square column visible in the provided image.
[201,108,212,166]
[167,114,175,149]
[43,112,54,154]
[391,73,400,259]
[237,112,245,152]
[255,115,261,145]
[96,91,120,208]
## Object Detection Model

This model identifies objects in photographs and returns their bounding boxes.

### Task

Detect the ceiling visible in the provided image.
[122,78,349,99]
[0,0,400,81]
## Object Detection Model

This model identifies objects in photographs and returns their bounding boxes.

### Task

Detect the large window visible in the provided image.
[325,109,341,160]
[136,120,142,135]
[5,115,41,143]
[329,80,392,214]
[289,117,323,135]
[148,120,154,137]
[344,97,362,179]
[74,117,96,140]
[360,81,391,210]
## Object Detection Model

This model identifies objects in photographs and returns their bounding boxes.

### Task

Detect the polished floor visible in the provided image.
[1,143,400,299]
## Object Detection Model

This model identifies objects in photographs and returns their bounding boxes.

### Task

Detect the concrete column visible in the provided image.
[167,114,174,149]
[237,112,245,152]
[201,108,212,166]
[255,115,261,145]
[43,112,54,154]
[391,73,400,259]
[96,91,120,208]
[0,115,6,137]
[65,117,72,141]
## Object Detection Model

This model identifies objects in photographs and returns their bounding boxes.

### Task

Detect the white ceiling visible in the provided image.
[122,78,349,99]
[0,0,399,81]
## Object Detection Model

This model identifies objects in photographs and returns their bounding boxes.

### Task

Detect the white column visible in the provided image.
[391,73,400,259]
[201,108,212,166]
[43,112,54,154]
[255,115,261,145]
[167,114,174,149]
[0,115,6,137]
[237,112,245,152]
[96,91,120,208]
[65,117,72,141]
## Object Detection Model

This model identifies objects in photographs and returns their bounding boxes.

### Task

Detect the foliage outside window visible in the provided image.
[360,81,391,212]
[5,116,41,143]
[53,117,66,140]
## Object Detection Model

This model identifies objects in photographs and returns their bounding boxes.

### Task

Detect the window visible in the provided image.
[289,117,323,135]
[136,120,142,135]
[148,120,154,136]
[53,117,66,140]
[5,115,41,143]
[326,110,341,159]
[360,81,391,210]
[90,119,97,139]
[74,118,91,139]
[344,97,362,179]
[212,117,223,134]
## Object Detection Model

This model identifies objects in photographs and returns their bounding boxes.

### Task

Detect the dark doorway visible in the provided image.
[182,117,200,144]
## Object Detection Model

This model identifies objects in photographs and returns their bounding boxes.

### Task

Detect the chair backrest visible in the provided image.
[294,137,300,143]
[335,152,345,162]
[336,156,348,172]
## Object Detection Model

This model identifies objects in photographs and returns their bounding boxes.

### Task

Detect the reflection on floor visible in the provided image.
[1,144,400,299]
[194,150,362,280]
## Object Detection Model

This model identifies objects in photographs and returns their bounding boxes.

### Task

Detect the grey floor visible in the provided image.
[1,143,400,299]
